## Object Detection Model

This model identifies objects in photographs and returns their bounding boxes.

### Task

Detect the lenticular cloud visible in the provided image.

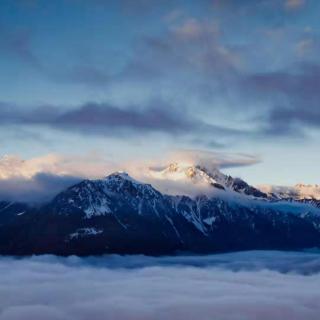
[0,251,320,320]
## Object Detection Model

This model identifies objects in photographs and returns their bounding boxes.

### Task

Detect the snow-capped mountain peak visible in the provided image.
[151,162,225,185]
[149,162,267,198]
[104,171,143,185]
[52,171,162,218]
[259,184,320,200]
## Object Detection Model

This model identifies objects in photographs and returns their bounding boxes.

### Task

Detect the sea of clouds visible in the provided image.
[0,250,320,320]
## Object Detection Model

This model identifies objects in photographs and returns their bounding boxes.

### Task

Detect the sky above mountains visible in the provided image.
[0,0,319,187]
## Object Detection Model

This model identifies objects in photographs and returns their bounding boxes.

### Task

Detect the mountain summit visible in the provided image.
[149,162,268,198]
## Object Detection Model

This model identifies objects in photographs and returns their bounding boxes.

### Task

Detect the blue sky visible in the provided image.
[0,0,319,186]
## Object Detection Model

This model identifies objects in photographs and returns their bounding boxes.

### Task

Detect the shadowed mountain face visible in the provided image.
[0,168,319,256]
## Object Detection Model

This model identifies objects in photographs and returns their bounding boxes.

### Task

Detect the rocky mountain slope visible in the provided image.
[0,166,319,256]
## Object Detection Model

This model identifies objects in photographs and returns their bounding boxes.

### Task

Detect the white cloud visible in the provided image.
[0,251,319,320]
[167,149,261,169]
[0,153,117,202]
[123,149,261,197]
[0,154,59,179]
[0,149,260,201]
[0,153,116,180]
[258,183,320,200]
[0,150,260,183]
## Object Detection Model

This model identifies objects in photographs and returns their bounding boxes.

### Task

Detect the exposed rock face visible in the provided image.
[0,169,319,256]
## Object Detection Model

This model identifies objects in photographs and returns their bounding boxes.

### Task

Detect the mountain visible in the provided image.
[259,183,320,200]
[0,166,319,256]
[149,163,268,198]
[258,184,320,209]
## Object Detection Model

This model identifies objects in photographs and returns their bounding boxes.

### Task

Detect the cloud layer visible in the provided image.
[0,251,319,320]
[0,150,260,201]
[1,0,319,147]
[0,153,116,202]
[0,101,247,147]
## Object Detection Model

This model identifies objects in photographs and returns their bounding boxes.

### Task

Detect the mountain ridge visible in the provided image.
[0,166,319,256]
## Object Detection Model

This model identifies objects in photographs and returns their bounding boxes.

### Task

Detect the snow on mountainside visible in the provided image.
[52,169,320,220]
[258,184,320,200]
[51,172,165,219]
[0,169,320,255]
[148,162,268,199]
